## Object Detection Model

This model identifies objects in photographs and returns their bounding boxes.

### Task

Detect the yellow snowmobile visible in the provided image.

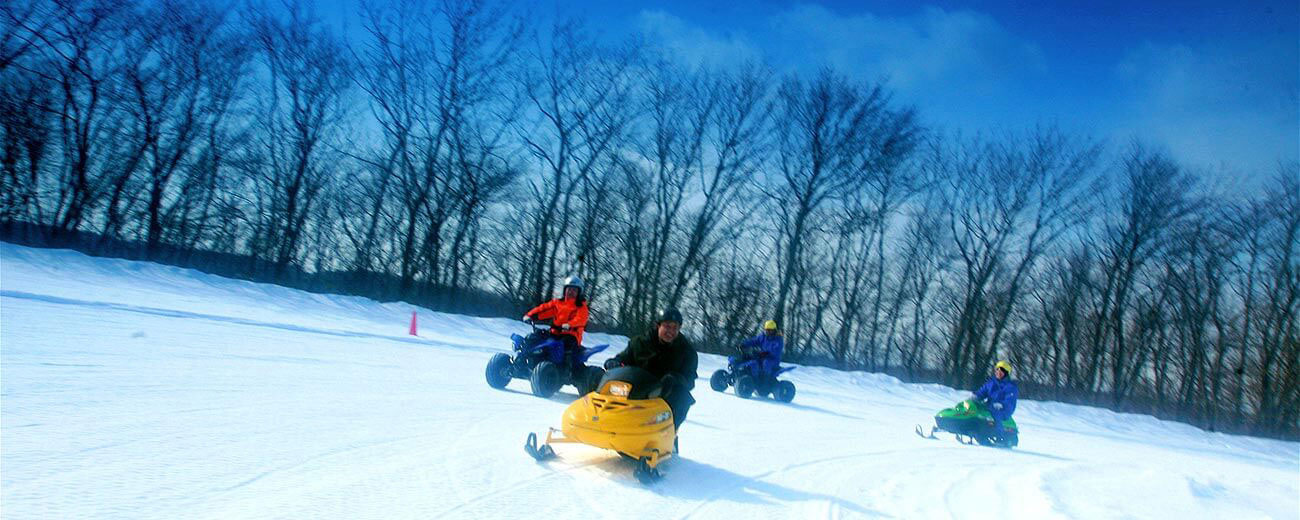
[524,366,678,483]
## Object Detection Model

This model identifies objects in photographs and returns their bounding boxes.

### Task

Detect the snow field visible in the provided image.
[2,243,1297,519]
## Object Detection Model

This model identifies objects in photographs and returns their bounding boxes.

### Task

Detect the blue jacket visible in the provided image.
[974,376,1018,422]
[740,333,783,375]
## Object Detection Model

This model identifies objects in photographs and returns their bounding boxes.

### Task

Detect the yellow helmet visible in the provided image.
[995,360,1012,374]
[763,320,778,331]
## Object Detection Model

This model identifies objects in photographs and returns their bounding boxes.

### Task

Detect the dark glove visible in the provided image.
[603,358,623,370]
[660,373,681,390]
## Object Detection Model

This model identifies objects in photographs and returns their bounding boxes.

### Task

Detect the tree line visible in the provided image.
[3,0,1296,438]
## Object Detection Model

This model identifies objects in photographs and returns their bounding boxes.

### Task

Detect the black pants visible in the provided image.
[666,392,693,429]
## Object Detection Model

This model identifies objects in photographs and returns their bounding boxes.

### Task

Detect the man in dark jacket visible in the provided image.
[605,308,698,428]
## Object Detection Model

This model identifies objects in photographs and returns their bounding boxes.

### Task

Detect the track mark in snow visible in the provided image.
[0,290,497,355]
[211,433,435,495]
[672,448,933,519]
[436,454,622,517]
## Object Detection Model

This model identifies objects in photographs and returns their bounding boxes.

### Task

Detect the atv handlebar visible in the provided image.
[524,318,559,330]
[735,344,767,357]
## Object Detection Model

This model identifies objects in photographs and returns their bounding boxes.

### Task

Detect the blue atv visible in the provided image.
[485,320,609,398]
[709,346,797,402]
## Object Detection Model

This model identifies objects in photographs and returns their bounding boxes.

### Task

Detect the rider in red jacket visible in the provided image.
[523,276,589,362]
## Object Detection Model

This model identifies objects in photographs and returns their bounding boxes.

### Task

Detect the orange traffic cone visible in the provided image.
[409,311,418,336]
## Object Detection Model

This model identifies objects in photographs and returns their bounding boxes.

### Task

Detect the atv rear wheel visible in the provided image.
[530,361,562,398]
[736,376,755,399]
[486,353,513,389]
[775,380,796,403]
[709,369,729,392]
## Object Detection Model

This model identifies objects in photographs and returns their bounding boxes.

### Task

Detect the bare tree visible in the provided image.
[516,19,639,303]
[610,155,655,322]
[0,0,57,225]
[1246,166,1300,433]
[244,0,351,272]
[767,69,917,357]
[1032,247,1096,395]
[1,0,57,71]
[933,128,1100,387]
[352,0,526,297]
[627,57,705,320]
[664,64,771,310]
[695,244,769,353]
[29,0,134,234]
[98,0,247,255]
[0,66,52,224]
[1083,144,1196,404]
[164,22,250,253]
[894,203,948,377]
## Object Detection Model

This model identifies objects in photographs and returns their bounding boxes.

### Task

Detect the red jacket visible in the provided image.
[525,297,589,344]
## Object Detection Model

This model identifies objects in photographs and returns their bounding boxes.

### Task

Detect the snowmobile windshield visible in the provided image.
[598,366,663,399]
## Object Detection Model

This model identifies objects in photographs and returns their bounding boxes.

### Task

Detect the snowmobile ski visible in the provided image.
[634,456,662,484]
[524,432,555,461]
[914,424,938,439]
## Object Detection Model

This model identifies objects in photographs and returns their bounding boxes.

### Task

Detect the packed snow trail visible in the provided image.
[2,243,1296,519]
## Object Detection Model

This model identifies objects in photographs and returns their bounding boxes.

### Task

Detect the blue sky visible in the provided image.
[322,0,1298,189]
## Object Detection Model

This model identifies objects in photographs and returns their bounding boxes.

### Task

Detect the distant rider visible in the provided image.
[605,309,698,428]
[973,360,1018,439]
[522,276,589,369]
[738,320,784,379]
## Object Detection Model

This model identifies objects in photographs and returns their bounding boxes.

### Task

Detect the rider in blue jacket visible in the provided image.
[739,320,784,378]
[973,360,1018,436]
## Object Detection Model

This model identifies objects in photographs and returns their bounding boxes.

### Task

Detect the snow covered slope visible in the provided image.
[2,243,1297,519]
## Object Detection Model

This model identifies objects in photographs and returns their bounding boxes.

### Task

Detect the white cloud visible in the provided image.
[630,3,1297,184]
[636,10,763,68]
[767,4,1047,93]
[1114,39,1299,176]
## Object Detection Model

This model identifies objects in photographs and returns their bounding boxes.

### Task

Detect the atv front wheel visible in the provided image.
[486,353,513,389]
[709,369,729,392]
[735,376,755,399]
[530,361,562,398]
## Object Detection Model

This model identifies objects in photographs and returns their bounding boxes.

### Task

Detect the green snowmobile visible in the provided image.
[915,398,1018,448]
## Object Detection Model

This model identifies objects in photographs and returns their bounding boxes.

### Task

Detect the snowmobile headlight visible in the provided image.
[642,411,671,426]
[605,382,631,397]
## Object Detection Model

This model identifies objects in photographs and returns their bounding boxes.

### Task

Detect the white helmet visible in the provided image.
[563,275,584,291]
